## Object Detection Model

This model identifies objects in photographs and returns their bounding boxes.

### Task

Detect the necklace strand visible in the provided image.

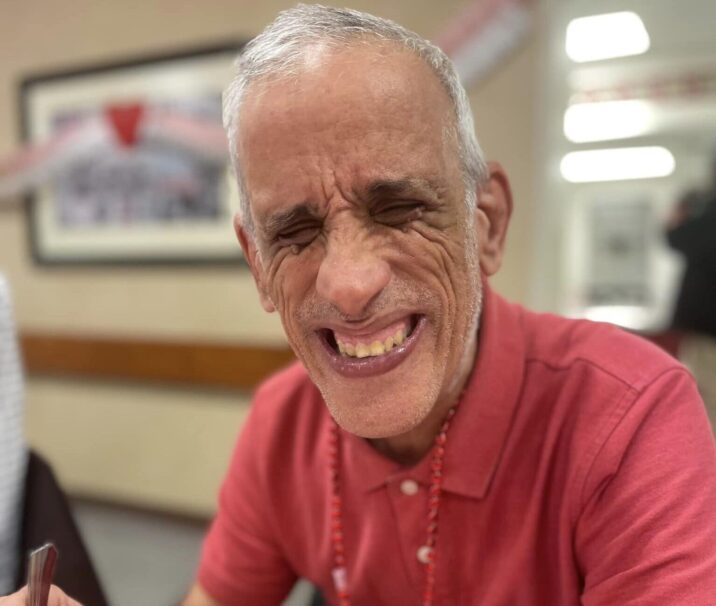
[328,406,458,606]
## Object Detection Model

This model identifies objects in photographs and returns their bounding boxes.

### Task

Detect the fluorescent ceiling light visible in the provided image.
[566,12,650,62]
[564,100,655,143]
[560,146,675,183]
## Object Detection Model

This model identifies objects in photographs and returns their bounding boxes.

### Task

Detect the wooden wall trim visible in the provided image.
[20,330,678,392]
[20,333,295,391]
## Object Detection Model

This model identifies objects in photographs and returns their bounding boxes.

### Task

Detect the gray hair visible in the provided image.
[223,4,488,234]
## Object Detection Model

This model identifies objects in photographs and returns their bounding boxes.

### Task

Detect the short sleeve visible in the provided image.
[576,368,716,605]
[197,396,297,606]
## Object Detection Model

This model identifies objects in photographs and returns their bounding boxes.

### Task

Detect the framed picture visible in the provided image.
[19,42,245,265]
[585,196,653,307]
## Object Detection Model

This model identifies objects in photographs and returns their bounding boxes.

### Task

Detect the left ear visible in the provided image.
[473,161,513,277]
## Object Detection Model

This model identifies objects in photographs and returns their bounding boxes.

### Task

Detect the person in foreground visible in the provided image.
[9,5,716,606]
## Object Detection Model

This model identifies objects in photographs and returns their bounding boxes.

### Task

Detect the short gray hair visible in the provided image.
[223,3,488,233]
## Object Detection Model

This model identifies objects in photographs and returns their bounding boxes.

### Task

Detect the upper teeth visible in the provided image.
[337,326,407,358]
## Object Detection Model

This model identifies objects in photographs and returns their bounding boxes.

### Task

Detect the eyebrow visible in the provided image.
[261,203,320,240]
[366,177,445,202]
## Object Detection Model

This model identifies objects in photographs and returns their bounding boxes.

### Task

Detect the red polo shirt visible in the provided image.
[198,290,716,605]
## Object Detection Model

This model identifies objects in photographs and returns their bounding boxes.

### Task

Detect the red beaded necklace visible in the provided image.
[328,406,458,606]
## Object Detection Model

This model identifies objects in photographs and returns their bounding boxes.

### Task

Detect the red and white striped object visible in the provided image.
[436,0,534,88]
[0,103,227,201]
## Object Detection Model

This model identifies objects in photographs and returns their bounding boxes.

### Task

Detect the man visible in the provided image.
[5,5,716,605]
[179,6,716,604]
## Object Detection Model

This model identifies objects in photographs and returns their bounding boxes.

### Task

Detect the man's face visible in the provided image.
[237,45,485,438]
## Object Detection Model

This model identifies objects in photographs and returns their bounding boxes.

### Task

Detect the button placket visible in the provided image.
[386,476,430,595]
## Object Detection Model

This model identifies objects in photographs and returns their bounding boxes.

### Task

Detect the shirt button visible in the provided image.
[417,545,432,564]
[400,479,419,495]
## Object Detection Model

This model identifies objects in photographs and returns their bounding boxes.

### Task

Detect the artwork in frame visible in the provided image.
[19,43,245,265]
[585,196,654,308]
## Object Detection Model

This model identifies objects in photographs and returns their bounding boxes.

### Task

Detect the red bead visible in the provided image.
[326,405,462,606]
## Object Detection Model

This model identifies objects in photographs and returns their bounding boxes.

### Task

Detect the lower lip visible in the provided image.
[319,316,426,378]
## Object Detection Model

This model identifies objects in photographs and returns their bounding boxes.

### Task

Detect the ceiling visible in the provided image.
[559,0,716,145]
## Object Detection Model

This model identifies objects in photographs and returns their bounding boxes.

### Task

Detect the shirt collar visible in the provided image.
[341,285,526,499]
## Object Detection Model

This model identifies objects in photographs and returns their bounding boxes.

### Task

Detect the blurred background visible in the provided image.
[0,0,714,604]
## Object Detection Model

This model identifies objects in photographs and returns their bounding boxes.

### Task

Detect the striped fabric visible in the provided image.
[0,275,27,593]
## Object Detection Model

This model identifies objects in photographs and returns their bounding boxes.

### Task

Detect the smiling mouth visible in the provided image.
[318,315,424,378]
[328,315,418,357]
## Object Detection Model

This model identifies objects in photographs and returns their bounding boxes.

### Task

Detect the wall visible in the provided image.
[0,0,540,517]
[531,0,716,323]
[470,36,539,304]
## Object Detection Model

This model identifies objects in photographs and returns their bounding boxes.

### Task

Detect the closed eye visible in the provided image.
[276,224,320,249]
[372,202,424,227]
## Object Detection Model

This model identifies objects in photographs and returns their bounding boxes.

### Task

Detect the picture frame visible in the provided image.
[19,42,245,265]
[585,195,653,308]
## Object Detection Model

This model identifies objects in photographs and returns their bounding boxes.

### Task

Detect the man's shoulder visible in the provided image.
[243,360,328,477]
[520,305,684,393]
[513,305,707,513]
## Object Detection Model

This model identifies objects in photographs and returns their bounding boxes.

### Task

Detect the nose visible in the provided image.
[316,235,391,318]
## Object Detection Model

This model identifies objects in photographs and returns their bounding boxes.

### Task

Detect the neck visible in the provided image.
[369,398,455,465]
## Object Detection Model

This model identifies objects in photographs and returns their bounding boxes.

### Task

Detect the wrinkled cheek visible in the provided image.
[278,317,316,373]
[270,250,323,309]
[272,286,319,360]
[268,262,302,316]
[431,251,462,315]
[432,249,478,353]
[264,276,299,346]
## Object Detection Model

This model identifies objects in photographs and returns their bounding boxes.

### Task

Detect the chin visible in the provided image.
[296,312,447,437]
[319,379,440,439]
